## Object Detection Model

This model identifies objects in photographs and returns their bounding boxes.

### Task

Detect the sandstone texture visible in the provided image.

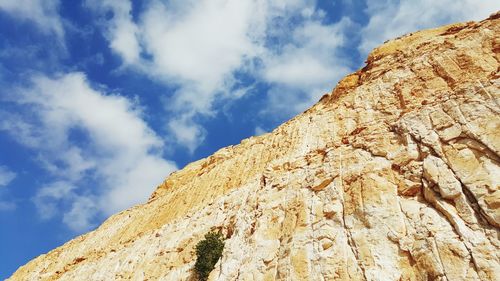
[9,13,500,281]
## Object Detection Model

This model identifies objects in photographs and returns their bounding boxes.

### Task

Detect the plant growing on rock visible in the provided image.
[194,231,225,281]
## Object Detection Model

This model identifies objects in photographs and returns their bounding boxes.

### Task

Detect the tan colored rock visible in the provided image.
[8,12,500,281]
[423,155,462,199]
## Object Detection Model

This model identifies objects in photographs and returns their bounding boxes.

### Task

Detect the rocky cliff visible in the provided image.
[8,13,500,281]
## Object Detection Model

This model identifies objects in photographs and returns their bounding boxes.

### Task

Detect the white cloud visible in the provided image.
[261,17,354,117]
[88,0,354,149]
[0,165,16,211]
[0,165,16,187]
[86,0,268,150]
[360,0,500,55]
[87,0,500,152]
[32,181,99,231]
[0,0,64,39]
[85,0,140,64]
[62,196,98,232]
[167,113,206,154]
[33,181,76,220]
[254,126,268,136]
[263,19,347,87]
[2,72,177,231]
[137,0,267,149]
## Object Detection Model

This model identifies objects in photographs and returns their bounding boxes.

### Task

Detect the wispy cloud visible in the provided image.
[85,0,140,64]
[1,72,177,231]
[0,165,16,187]
[0,165,16,211]
[359,0,500,56]
[33,181,76,220]
[260,16,354,118]
[254,126,268,136]
[0,0,65,40]
[32,181,99,231]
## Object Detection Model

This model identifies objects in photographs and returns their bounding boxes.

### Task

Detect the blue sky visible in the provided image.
[0,0,498,278]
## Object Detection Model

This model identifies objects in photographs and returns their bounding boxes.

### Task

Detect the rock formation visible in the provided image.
[8,12,500,281]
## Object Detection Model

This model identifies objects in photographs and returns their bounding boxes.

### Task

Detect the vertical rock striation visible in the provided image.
[8,12,500,281]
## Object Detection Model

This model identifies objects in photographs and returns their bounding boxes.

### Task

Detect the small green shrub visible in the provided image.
[194,231,225,281]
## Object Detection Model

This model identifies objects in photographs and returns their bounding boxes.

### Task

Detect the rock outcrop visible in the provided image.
[9,13,500,281]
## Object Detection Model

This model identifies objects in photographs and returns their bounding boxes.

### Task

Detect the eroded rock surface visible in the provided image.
[9,12,500,281]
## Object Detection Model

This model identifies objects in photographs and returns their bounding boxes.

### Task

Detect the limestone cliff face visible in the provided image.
[9,13,500,281]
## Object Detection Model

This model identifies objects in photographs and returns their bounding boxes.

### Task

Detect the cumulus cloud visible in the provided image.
[0,0,64,39]
[87,0,355,149]
[140,0,262,93]
[359,0,500,55]
[2,72,177,231]
[138,0,268,149]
